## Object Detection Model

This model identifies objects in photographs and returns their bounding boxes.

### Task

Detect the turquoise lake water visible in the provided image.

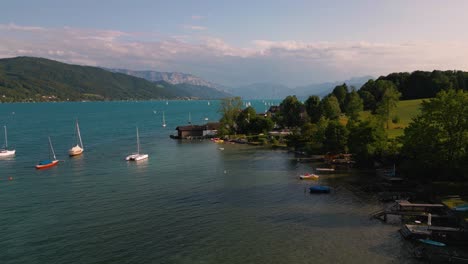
[0,101,416,263]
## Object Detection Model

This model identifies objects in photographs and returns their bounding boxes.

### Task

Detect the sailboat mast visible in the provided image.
[136,127,140,154]
[76,120,83,148]
[4,126,7,148]
[48,136,57,160]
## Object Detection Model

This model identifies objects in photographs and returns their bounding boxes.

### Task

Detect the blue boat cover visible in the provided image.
[309,186,331,193]
[454,204,468,212]
[38,160,52,165]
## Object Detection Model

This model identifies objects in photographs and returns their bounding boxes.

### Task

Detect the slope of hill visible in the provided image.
[0,57,226,102]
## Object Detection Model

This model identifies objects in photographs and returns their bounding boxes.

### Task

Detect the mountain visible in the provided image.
[226,83,293,99]
[228,76,373,100]
[108,69,231,99]
[0,57,227,102]
[109,69,219,88]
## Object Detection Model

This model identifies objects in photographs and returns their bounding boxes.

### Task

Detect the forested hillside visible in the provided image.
[0,57,224,102]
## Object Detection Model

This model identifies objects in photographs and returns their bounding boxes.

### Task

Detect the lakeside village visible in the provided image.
[170,86,468,262]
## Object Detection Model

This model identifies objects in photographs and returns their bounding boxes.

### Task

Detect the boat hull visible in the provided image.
[299,174,319,180]
[36,160,59,169]
[0,149,16,157]
[126,154,149,161]
[68,146,83,156]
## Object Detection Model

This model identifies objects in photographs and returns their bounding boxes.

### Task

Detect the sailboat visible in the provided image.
[162,111,166,127]
[68,119,84,156]
[36,136,59,169]
[126,127,148,161]
[0,126,15,157]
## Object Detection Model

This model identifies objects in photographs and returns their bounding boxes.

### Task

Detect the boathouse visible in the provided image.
[174,122,220,139]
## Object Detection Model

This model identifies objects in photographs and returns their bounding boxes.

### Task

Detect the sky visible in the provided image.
[1,0,468,87]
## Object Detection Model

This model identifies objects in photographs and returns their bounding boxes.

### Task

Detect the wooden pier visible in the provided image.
[371,200,449,222]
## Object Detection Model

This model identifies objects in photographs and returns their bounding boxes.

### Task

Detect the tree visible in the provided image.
[332,83,349,111]
[344,90,364,121]
[375,82,401,129]
[236,106,257,134]
[347,118,388,166]
[218,97,243,135]
[278,95,306,128]
[400,89,468,171]
[323,121,348,154]
[320,95,341,120]
[304,95,321,123]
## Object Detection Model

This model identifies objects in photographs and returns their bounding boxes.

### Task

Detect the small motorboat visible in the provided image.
[299,173,319,180]
[309,185,331,193]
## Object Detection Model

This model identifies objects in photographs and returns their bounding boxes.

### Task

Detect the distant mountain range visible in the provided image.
[109,69,221,88]
[0,57,231,102]
[227,76,373,99]
[0,56,374,103]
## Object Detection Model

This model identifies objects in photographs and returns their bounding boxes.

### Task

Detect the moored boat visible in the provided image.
[309,185,331,193]
[299,173,319,180]
[0,126,15,157]
[316,168,335,172]
[36,136,59,169]
[126,127,149,161]
[68,119,84,156]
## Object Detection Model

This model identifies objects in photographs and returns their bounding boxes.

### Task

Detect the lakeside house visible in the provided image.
[173,122,220,139]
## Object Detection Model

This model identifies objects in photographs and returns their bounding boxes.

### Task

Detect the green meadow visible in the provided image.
[356,98,425,138]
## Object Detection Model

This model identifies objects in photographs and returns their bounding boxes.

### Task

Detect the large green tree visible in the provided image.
[278,95,306,128]
[320,95,341,120]
[218,97,243,135]
[323,121,349,154]
[332,83,349,111]
[236,106,257,134]
[347,118,388,166]
[304,95,321,123]
[401,89,468,171]
[344,90,364,121]
[375,82,401,128]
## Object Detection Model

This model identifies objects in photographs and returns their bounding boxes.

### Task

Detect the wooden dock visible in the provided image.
[371,200,450,222]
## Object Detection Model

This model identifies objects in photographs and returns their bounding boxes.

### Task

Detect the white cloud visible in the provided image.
[1,23,467,86]
[183,25,207,31]
[191,15,204,20]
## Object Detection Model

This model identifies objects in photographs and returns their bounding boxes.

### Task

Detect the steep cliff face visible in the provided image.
[110,69,219,88]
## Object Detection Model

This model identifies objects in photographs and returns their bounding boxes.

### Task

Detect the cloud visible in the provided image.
[1,23,467,86]
[183,25,207,31]
[191,15,204,20]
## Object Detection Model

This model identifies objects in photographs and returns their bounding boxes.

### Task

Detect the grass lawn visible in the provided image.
[336,98,426,138]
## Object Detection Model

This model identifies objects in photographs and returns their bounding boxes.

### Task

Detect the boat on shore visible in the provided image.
[0,126,16,157]
[299,173,319,180]
[126,127,149,161]
[36,136,59,169]
[316,168,335,172]
[68,119,84,156]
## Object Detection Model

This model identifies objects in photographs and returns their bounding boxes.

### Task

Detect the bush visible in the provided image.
[392,115,400,124]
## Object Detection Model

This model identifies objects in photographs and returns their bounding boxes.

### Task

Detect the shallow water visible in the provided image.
[0,101,416,263]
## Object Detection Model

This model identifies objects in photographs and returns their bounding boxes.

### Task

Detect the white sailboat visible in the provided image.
[68,119,84,156]
[126,127,148,161]
[0,125,15,157]
[162,111,166,127]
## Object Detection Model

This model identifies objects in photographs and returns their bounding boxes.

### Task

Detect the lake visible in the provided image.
[0,101,416,263]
